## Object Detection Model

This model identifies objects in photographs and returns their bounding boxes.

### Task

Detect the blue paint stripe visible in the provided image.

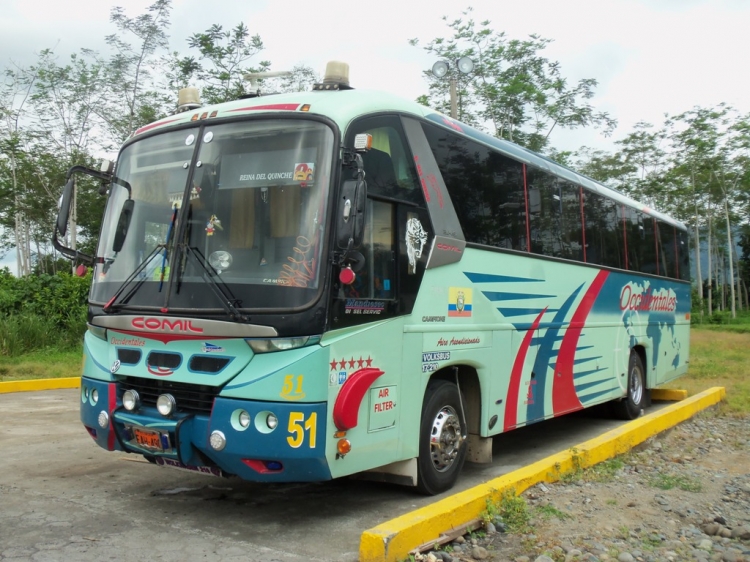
[576,345,595,353]
[574,367,608,379]
[530,335,564,346]
[579,388,619,403]
[550,356,600,370]
[513,322,569,330]
[482,291,556,301]
[498,308,558,318]
[86,344,110,374]
[464,272,544,284]
[575,379,611,392]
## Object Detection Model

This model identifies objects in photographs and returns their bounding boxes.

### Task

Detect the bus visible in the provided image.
[54,61,690,495]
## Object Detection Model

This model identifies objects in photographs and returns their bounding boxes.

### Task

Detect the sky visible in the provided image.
[1,0,749,272]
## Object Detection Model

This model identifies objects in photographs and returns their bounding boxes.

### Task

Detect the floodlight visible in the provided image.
[457,57,475,74]
[432,61,449,78]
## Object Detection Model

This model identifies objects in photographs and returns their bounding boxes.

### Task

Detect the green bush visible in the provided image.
[0,269,89,355]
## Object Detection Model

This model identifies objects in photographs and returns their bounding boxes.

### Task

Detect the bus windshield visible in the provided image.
[91,119,335,312]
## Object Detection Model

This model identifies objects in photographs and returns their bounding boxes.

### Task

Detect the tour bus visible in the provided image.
[54,62,690,495]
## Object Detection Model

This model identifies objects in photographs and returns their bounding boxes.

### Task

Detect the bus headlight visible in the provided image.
[156,394,176,417]
[246,337,319,353]
[266,413,278,429]
[123,389,140,411]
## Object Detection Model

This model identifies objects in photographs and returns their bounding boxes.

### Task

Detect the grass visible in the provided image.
[662,328,750,414]
[484,490,533,533]
[647,473,703,492]
[0,347,82,381]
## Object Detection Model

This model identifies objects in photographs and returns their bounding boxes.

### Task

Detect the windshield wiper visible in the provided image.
[102,244,166,313]
[178,245,247,321]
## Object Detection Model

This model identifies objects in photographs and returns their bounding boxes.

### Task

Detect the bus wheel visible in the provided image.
[612,351,646,420]
[416,379,468,495]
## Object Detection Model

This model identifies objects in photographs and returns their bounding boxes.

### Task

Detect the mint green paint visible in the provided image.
[219,345,329,402]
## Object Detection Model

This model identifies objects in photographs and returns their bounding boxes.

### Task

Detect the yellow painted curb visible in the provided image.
[359,386,726,562]
[0,377,80,394]
[652,388,688,401]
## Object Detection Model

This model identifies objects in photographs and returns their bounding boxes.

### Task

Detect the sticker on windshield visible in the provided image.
[293,163,315,182]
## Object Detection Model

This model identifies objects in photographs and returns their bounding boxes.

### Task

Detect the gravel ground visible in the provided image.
[416,408,750,562]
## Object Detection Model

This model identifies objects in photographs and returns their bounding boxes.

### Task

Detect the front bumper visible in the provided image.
[80,377,331,482]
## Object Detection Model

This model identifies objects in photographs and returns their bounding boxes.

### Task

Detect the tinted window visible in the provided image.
[622,206,642,272]
[421,122,526,249]
[678,229,691,281]
[583,191,624,269]
[641,215,658,275]
[347,115,422,204]
[658,221,677,279]
[527,168,582,260]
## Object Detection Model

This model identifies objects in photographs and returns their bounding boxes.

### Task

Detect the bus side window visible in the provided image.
[349,117,423,205]
[420,121,526,250]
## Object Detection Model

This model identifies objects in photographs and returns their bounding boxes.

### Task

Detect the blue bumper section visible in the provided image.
[80,377,331,482]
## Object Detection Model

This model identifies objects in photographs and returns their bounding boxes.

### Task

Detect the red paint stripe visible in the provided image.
[107,383,117,451]
[552,270,609,416]
[134,118,180,136]
[227,103,300,113]
[504,308,547,431]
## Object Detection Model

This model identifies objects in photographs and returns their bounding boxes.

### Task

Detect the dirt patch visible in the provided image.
[417,410,750,562]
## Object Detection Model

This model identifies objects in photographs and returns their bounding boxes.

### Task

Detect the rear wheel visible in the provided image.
[416,380,468,495]
[612,351,647,420]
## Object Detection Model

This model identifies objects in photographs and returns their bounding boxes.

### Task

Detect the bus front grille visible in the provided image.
[117,376,219,415]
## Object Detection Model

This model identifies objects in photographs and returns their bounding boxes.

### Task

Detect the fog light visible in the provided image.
[209,430,226,451]
[90,388,99,406]
[266,413,278,430]
[98,411,109,429]
[337,439,351,455]
[122,389,140,411]
[239,410,251,428]
[156,394,176,417]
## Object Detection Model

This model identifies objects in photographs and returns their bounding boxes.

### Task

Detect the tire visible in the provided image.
[416,379,468,495]
[611,351,648,420]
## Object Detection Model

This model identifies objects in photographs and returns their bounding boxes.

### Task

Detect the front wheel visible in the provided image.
[416,379,468,495]
[612,351,648,420]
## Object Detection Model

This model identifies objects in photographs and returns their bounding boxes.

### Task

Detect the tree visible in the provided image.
[102,0,173,143]
[183,23,269,105]
[410,8,616,152]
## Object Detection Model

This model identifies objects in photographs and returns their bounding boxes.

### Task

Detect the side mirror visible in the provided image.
[112,199,135,253]
[56,178,75,236]
[336,178,366,249]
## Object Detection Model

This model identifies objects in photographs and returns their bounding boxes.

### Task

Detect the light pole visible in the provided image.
[431,57,475,119]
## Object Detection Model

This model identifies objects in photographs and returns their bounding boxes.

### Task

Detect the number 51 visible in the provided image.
[286,412,317,448]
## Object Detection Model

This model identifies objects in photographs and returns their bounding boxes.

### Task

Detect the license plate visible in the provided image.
[133,427,166,451]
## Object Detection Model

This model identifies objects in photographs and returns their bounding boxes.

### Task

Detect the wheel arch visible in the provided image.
[426,364,481,434]
[631,344,649,388]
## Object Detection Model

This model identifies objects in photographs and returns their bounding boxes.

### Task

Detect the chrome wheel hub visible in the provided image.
[429,406,463,472]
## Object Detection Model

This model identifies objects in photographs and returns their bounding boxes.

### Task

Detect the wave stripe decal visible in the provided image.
[552,270,610,416]
[482,291,555,301]
[499,307,559,318]
[464,272,544,284]
[504,308,547,431]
